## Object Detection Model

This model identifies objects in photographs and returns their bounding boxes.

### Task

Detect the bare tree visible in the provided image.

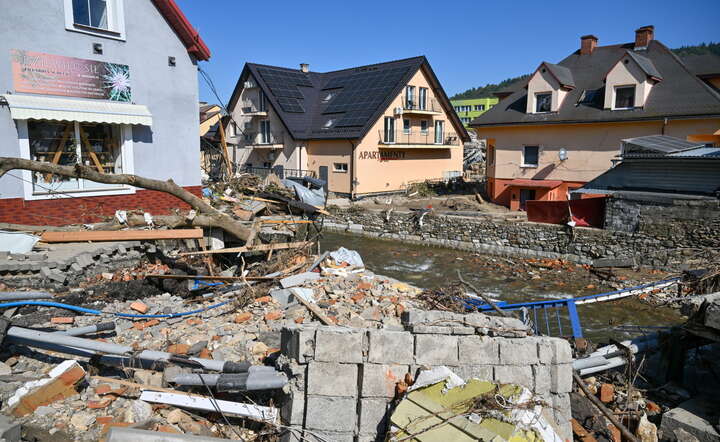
[0,157,252,241]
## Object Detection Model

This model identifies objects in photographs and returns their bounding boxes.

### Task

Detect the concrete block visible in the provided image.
[538,338,573,365]
[280,272,320,289]
[498,337,539,365]
[270,288,297,308]
[0,415,20,442]
[360,364,408,397]
[279,427,304,442]
[493,365,533,391]
[280,327,316,363]
[411,325,452,334]
[464,312,493,328]
[458,336,499,365]
[533,365,551,395]
[106,427,228,441]
[415,334,458,366]
[280,390,305,426]
[307,362,357,397]
[450,365,493,381]
[315,328,364,363]
[359,398,390,435]
[451,326,475,335]
[304,396,357,432]
[368,330,414,364]
[551,363,573,394]
[306,431,355,442]
[660,398,720,442]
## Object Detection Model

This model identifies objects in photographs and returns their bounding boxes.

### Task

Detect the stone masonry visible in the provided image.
[277,310,573,442]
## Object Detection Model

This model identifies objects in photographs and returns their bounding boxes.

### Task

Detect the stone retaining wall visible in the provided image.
[277,310,573,442]
[326,203,720,269]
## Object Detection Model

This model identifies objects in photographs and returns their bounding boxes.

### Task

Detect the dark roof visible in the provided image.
[622,135,703,156]
[228,56,468,142]
[543,62,575,89]
[471,40,720,127]
[680,53,720,76]
[151,0,210,61]
[624,51,662,80]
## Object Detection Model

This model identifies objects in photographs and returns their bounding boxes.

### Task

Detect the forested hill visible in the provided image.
[451,42,719,100]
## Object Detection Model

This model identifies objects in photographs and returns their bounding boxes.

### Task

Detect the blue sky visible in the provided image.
[176,0,719,105]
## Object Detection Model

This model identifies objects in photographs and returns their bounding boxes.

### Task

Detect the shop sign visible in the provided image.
[359,151,406,161]
[11,49,132,102]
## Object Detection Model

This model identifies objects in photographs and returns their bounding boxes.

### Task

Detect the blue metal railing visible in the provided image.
[467,277,680,338]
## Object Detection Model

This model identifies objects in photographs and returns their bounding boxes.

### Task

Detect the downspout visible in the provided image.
[347,139,357,200]
[661,117,668,135]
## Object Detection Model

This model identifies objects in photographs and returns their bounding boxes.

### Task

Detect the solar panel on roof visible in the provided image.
[277,97,305,113]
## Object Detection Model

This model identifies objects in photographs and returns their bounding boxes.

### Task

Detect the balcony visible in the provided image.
[241,101,267,117]
[244,130,285,149]
[378,129,459,148]
[402,96,442,115]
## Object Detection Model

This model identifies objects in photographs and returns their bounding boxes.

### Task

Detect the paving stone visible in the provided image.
[367,330,413,364]
[304,396,356,432]
[415,334,458,366]
[314,328,364,363]
[360,364,408,398]
[458,336,499,365]
[359,398,390,435]
[307,362,357,397]
[498,337,539,365]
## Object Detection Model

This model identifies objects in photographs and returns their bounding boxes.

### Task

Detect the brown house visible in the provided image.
[470,26,720,210]
[225,56,468,197]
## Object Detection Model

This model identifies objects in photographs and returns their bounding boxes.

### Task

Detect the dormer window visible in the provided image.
[614,86,635,109]
[535,93,552,113]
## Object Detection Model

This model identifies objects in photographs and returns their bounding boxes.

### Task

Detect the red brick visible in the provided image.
[133,319,160,330]
[129,302,149,313]
[167,344,190,355]
[264,311,283,321]
[599,383,614,403]
[234,312,252,323]
[51,317,74,324]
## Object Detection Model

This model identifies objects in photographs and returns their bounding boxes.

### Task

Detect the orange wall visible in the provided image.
[306,140,352,194]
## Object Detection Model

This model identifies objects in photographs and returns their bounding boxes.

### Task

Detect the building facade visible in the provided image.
[451,97,498,126]
[226,57,468,197]
[0,0,209,225]
[470,26,720,211]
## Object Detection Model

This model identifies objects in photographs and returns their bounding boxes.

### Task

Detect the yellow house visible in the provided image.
[199,102,222,138]
[226,56,468,197]
[470,26,720,210]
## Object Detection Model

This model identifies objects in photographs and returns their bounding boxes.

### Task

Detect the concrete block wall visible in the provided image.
[278,310,573,441]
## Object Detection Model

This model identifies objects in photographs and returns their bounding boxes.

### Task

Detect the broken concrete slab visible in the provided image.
[105,426,231,441]
[280,272,320,289]
[660,397,720,442]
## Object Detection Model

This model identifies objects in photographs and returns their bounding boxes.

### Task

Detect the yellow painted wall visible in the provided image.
[477,118,720,183]
[199,105,221,137]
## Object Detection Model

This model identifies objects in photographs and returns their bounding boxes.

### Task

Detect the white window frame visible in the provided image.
[434,120,444,145]
[383,117,395,144]
[534,92,552,113]
[64,0,126,41]
[333,162,348,173]
[612,85,636,110]
[405,86,415,109]
[521,145,540,168]
[418,87,427,110]
[16,120,135,200]
[260,120,271,144]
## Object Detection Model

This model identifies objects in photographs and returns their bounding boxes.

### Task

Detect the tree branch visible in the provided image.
[0,157,252,241]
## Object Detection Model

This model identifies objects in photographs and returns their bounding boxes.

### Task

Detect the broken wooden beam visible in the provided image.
[40,229,204,243]
[139,390,278,423]
[177,240,312,256]
[144,274,277,281]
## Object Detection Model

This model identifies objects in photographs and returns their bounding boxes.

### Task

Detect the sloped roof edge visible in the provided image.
[152,0,210,61]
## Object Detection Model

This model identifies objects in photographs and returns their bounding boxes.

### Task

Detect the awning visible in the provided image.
[1,94,152,126]
[506,179,563,189]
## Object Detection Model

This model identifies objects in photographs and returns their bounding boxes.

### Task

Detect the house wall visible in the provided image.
[478,117,720,207]
[0,0,201,205]
[306,140,352,194]
[199,106,222,137]
[351,68,464,196]
[526,69,564,113]
[451,97,499,126]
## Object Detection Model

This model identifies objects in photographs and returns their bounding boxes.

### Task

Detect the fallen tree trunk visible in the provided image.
[0,157,252,242]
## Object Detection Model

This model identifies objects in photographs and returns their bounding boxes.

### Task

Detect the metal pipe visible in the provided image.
[579,356,627,376]
[0,292,53,301]
[572,355,608,371]
[171,372,287,391]
[7,326,132,355]
[53,322,116,336]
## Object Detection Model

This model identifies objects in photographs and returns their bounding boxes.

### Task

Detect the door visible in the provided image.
[260,120,270,144]
[318,166,329,192]
[519,189,536,210]
[434,120,444,144]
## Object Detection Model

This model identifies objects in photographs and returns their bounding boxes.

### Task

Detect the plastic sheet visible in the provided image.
[0,230,39,253]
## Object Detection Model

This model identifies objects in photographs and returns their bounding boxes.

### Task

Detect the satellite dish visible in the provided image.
[558,148,568,161]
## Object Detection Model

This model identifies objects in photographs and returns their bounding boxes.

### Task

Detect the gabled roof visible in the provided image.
[227,56,468,142]
[532,62,575,89]
[618,50,662,81]
[471,40,720,127]
[152,0,210,61]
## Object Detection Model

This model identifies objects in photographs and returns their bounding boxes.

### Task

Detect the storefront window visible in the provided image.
[28,120,123,194]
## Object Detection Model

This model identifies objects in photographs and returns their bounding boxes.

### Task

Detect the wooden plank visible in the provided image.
[79,129,105,173]
[41,229,203,243]
[217,122,233,178]
[140,390,277,423]
[144,274,276,281]
[177,240,312,256]
[291,288,332,325]
[260,220,315,225]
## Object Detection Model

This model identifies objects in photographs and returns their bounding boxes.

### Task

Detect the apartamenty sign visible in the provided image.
[11,49,132,102]
[359,151,406,161]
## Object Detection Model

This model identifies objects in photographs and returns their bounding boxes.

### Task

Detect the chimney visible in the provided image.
[634,25,654,50]
[580,35,598,55]
[300,63,309,73]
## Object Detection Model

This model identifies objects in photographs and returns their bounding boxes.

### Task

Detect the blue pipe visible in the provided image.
[0,300,232,319]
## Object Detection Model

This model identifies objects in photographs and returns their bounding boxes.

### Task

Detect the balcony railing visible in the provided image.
[242,166,316,179]
[244,130,284,147]
[402,96,441,113]
[241,100,267,115]
[378,129,459,147]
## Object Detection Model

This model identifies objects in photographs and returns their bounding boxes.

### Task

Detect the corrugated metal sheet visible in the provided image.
[1,94,152,126]
[669,147,720,158]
